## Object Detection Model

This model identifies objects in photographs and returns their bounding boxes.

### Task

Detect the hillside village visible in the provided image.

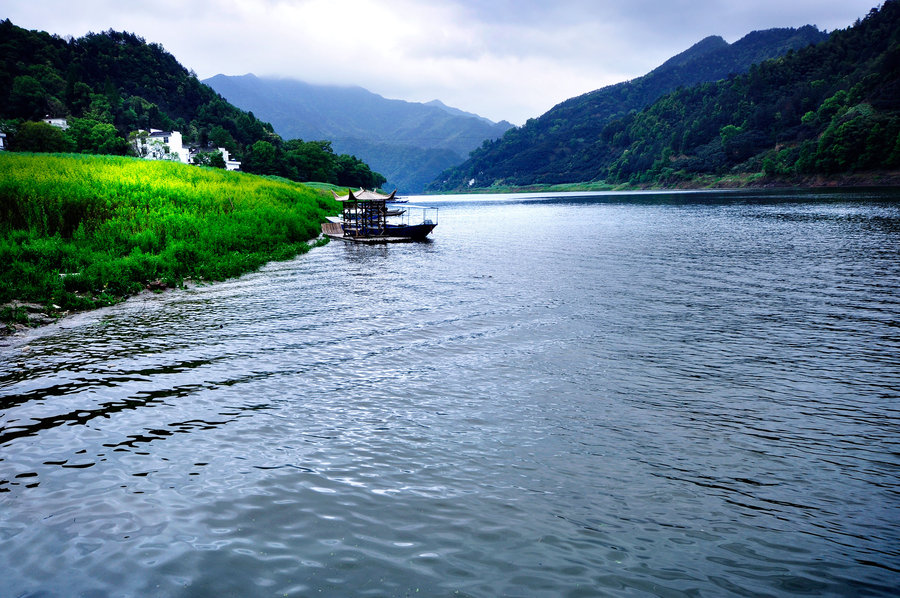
[17,118,242,171]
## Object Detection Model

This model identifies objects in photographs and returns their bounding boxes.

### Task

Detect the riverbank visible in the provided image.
[431,170,900,195]
[660,170,900,190]
[0,153,339,334]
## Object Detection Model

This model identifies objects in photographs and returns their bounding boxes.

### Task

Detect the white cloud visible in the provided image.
[2,0,880,124]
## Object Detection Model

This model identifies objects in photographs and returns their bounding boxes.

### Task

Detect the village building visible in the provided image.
[220,147,242,172]
[42,117,69,130]
[132,128,240,171]
[133,129,191,164]
[189,145,242,171]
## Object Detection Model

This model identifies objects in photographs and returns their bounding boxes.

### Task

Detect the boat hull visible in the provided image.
[382,222,436,240]
[322,221,436,242]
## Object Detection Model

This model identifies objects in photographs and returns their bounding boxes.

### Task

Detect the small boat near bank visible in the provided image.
[322,188,437,243]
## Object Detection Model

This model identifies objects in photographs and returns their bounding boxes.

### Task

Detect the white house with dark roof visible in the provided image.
[133,129,240,170]
[133,129,191,164]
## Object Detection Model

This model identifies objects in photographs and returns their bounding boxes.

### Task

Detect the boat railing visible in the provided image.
[392,205,438,226]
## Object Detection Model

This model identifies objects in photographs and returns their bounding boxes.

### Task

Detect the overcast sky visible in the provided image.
[4,0,880,125]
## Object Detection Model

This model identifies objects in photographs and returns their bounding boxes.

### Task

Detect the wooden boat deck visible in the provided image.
[322,222,344,237]
[321,221,419,243]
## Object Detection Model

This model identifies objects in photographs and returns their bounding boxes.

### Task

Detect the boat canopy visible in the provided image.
[332,188,397,202]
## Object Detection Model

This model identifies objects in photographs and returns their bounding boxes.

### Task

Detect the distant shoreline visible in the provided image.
[424,171,900,195]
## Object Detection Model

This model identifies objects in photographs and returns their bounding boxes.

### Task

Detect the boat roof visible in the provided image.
[332,188,397,202]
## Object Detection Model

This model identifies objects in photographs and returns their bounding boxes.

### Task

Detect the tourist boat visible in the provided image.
[322,188,437,242]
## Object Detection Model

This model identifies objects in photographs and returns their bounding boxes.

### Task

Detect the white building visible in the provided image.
[219,147,241,171]
[133,129,191,164]
[133,129,240,170]
[43,117,69,130]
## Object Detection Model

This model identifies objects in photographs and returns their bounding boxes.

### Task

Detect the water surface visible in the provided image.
[2,188,899,596]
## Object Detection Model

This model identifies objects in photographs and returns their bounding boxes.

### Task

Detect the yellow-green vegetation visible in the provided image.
[443,181,620,195]
[299,181,353,194]
[0,153,339,329]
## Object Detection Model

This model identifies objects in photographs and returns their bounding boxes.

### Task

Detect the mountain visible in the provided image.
[425,99,499,125]
[427,25,829,191]
[203,74,513,192]
[598,1,900,184]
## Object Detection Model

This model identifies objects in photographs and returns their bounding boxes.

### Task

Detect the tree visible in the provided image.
[67,117,127,154]
[88,122,129,155]
[193,149,226,168]
[244,140,281,175]
[9,76,46,120]
[290,140,337,183]
[208,125,236,153]
[12,121,74,153]
[209,151,226,169]
[67,117,99,152]
[335,154,386,189]
[67,82,94,117]
[85,93,114,123]
[27,64,66,100]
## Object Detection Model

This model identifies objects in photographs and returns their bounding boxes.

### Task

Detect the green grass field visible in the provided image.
[0,153,340,329]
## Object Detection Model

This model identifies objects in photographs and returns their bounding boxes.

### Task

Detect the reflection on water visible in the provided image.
[2,189,899,597]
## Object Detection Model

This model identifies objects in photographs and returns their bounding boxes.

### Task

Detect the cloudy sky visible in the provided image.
[4,0,880,125]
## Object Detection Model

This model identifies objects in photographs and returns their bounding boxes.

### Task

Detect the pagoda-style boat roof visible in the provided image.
[332,188,397,202]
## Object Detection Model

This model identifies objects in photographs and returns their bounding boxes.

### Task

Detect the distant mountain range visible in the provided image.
[203,74,512,192]
[428,25,831,190]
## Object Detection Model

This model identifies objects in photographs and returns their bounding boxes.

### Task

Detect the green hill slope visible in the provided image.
[597,1,900,185]
[428,25,828,191]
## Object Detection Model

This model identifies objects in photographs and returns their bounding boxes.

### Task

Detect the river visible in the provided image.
[2,188,899,597]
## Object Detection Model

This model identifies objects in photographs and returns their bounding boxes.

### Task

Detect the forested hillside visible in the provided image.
[428,25,828,190]
[0,20,384,189]
[600,2,900,185]
[204,74,512,192]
